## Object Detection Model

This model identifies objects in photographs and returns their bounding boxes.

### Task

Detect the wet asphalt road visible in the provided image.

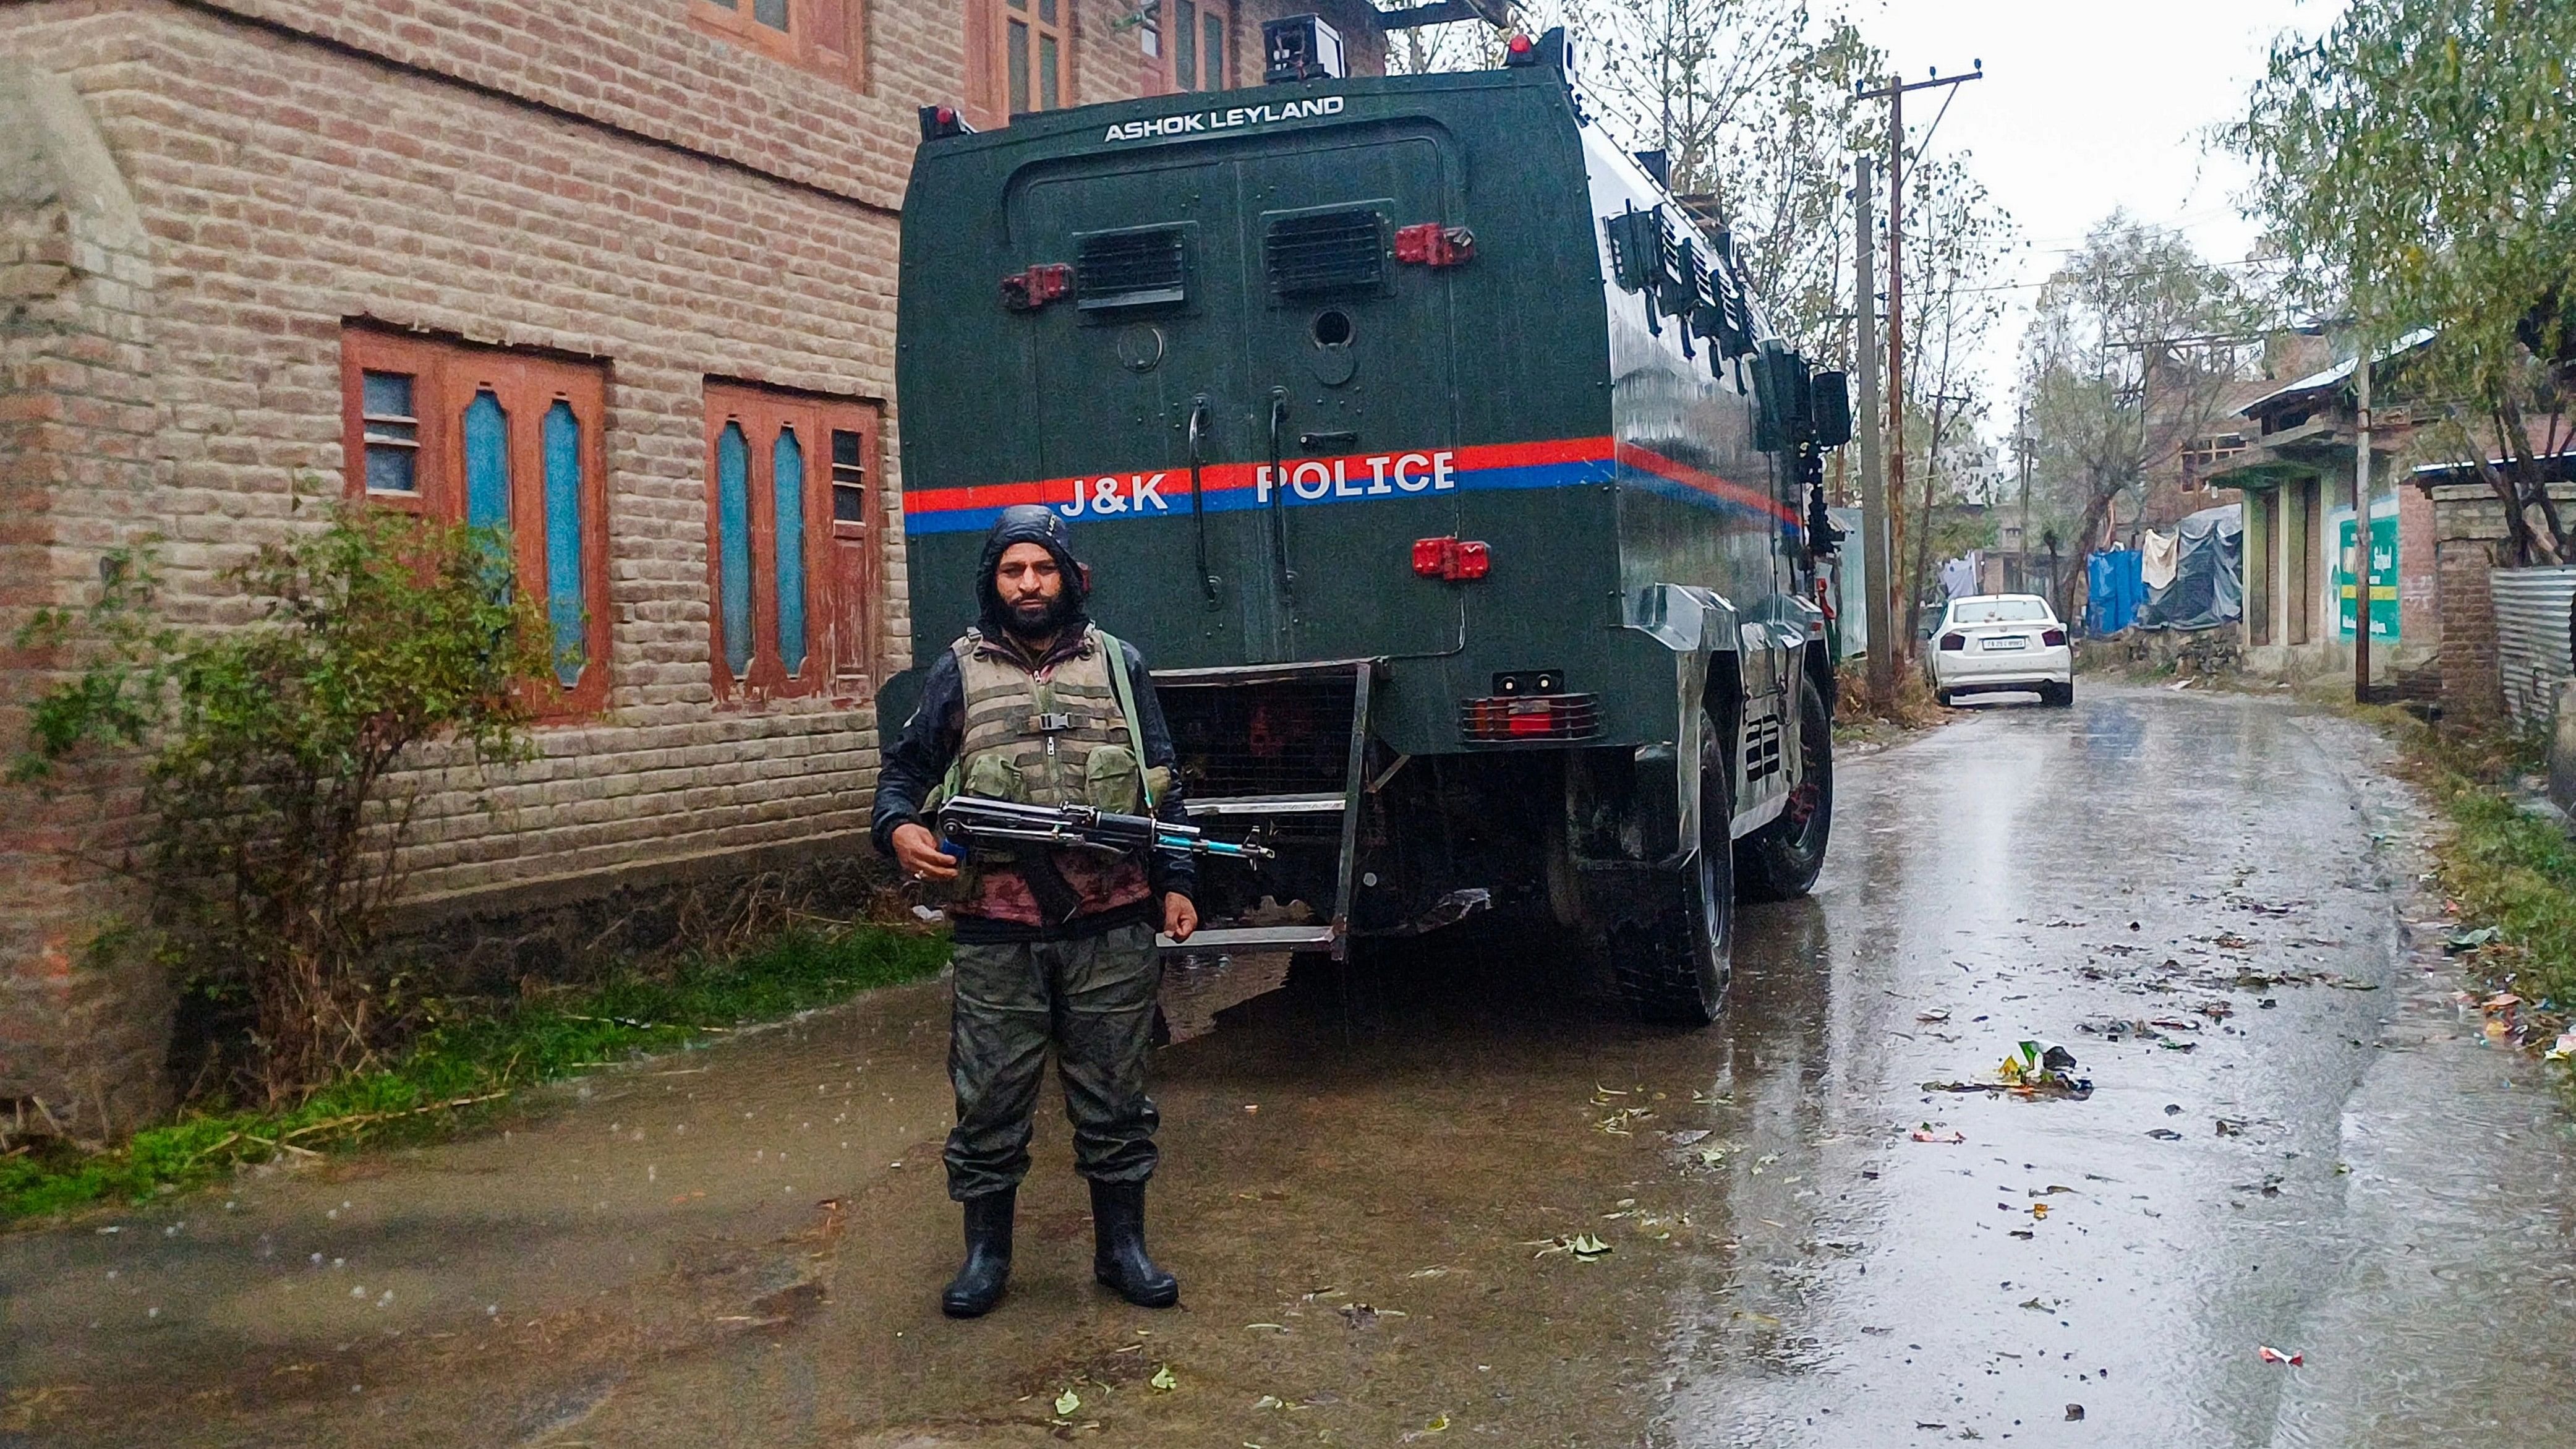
[8,684,2576,1447]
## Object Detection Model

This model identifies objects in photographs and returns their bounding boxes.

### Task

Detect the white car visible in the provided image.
[1927,594,2074,707]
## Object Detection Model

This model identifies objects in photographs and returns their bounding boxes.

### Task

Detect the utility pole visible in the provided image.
[1859,62,1982,662]
[2015,397,2033,594]
[1853,155,1893,708]
[2353,354,2373,702]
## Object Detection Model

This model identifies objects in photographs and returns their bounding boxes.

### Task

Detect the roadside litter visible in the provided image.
[1922,1040,2092,1100]
[2444,926,2502,954]
[2258,1346,2305,1366]
[1909,1126,1965,1144]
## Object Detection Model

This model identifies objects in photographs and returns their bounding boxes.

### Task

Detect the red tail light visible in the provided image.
[1000,263,1070,311]
[1396,223,1476,268]
[1462,693,1601,742]
[1939,632,1966,651]
[2042,628,2067,647]
[1412,537,1490,580]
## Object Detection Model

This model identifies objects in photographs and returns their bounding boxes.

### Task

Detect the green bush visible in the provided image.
[16,502,549,1105]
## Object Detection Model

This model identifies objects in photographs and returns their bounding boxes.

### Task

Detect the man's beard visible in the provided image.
[1005,591,1073,640]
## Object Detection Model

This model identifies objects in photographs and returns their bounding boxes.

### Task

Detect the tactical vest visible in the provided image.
[941,625,1167,816]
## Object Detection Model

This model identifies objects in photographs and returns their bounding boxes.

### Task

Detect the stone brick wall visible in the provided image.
[2417,479,2576,727]
[0,47,174,1135]
[0,0,1407,1133]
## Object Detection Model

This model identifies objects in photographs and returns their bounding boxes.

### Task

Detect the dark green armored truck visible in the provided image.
[888,26,1849,1023]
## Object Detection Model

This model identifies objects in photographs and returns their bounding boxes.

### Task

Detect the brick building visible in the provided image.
[0,0,1409,1134]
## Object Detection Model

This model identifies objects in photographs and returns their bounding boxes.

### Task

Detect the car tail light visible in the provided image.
[1395,223,1476,268]
[2042,628,2066,647]
[1461,693,1601,742]
[1000,263,1071,311]
[1938,632,1966,651]
[1412,536,1490,580]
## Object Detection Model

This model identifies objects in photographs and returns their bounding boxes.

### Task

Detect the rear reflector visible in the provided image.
[1938,633,1966,652]
[1000,263,1071,311]
[1394,223,1476,268]
[2042,628,2067,647]
[1462,693,1602,742]
[1411,536,1490,580]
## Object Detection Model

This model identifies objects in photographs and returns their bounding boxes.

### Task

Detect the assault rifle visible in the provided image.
[936,796,1276,869]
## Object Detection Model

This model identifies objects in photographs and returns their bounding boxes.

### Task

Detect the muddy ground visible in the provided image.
[7,684,2576,1447]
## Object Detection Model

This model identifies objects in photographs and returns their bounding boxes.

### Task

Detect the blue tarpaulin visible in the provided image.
[2088,549,2146,635]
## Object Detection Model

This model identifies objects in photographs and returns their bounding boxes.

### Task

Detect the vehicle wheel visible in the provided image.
[1935,686,1953,707]
[2049,678,2075,708]
[1613,701,1736,1025]
[1738,670,1832,902]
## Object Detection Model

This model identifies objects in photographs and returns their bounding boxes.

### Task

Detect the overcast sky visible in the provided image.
[1847,0,2346,433]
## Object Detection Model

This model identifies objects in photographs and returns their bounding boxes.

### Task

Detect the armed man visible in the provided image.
[872,505,1198,1319]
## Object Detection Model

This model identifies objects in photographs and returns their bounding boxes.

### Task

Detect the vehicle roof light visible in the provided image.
[1503,32,1538,66]
[918,104,974,141]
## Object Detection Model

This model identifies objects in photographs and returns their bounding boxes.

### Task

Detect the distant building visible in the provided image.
[2203,331,2437,685]
[0,0,1412,1134]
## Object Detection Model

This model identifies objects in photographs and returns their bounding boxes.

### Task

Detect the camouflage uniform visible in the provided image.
[945,921,1160,1197]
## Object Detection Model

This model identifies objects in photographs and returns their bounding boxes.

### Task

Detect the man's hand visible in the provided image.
[891,821,960,883]
[1162,892,1198,943]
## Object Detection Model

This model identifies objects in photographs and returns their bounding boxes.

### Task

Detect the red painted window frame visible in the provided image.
[702,381,884,704]
[338,327,613,719]
[689,0,866,87]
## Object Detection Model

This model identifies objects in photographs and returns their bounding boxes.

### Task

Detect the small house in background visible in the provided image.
[2203,331,2438,690]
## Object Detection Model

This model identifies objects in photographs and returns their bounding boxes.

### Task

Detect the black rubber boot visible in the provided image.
[1090,1179,1179,1308]
[940,1189,1015,1319]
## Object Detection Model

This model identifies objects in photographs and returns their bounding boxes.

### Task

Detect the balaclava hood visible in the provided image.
[976,503,1090,641]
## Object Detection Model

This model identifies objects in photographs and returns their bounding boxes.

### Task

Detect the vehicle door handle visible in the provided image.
[1299,430,1357,451]
[1187,396,1218,606]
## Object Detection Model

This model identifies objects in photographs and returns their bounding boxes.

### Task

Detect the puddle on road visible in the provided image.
[9,690,2576,1448]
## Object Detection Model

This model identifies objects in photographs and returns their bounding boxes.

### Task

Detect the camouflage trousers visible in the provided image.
[944,921,1161,1201]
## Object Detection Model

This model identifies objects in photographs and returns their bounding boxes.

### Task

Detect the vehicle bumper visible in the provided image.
[1932,646,2073,691]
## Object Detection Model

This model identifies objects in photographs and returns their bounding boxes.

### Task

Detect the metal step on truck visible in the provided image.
[886,22,1852,1028]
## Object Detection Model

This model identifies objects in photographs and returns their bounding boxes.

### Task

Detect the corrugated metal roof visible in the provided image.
[2489,565,2576,727]
[2238,328,2437,419]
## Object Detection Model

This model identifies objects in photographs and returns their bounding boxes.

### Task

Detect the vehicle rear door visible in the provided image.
[1234,130,1464,661]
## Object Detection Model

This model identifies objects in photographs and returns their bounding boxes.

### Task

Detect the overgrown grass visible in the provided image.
[0,923,951,1224]
[2385,714,2576,1064]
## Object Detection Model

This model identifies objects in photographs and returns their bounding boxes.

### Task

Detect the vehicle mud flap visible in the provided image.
[1737,664,1833,902]
[1613,701,1736,1025]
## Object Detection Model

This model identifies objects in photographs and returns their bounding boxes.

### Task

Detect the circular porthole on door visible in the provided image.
[1308,309,1357,386]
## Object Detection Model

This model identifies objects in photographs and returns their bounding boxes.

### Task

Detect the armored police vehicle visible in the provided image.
[890,24,1850,1023]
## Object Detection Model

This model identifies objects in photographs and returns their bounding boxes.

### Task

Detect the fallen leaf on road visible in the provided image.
[1151,1366,1178,1392]
[2258,1346,2305,1366]
[2146,1128,2183,1140]
[1054,1390,1081,1416]
[1917,1009,1951,1023]
[2030,1202,2050,1220]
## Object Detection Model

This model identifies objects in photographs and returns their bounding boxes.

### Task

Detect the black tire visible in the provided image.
[1738,670,1833,902]
[1613,701,1736,1025]
[2048,678,2075,708]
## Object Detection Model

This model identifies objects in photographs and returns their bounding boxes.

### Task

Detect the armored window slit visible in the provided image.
[1076,227,1190,310]
[1263,208,1388,299]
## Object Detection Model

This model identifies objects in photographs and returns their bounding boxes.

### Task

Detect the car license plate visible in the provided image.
[1982,637,2027,651]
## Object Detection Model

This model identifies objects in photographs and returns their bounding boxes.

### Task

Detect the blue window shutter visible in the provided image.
[463,390,511,530]
[772,425,808,677]
[541,400,587,688]
[717,421,755,680]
